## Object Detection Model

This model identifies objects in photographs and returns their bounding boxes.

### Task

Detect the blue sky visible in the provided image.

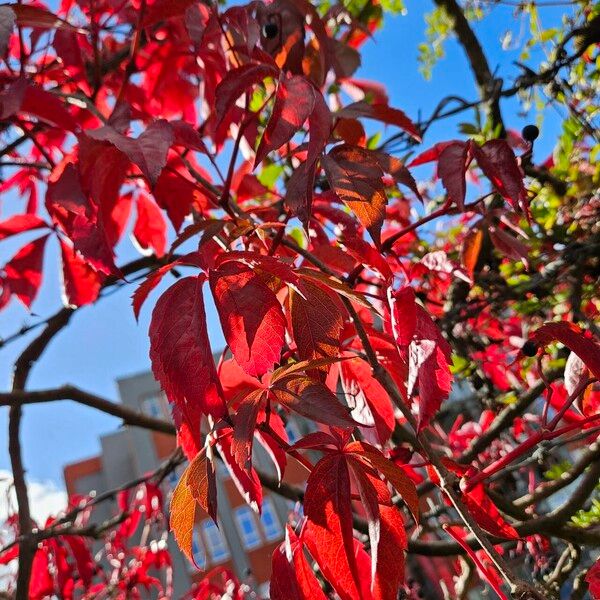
[0,1,571,488]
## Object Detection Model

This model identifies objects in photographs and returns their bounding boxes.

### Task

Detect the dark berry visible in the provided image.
[522,124,540,142]
[521,340,539,357]
[263,22,279,39]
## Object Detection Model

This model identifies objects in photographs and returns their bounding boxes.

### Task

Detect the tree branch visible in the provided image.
[0,386,176,435]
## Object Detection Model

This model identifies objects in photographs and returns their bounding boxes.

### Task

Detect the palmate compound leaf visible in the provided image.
[301,445,411,600]
[149,276,226,460]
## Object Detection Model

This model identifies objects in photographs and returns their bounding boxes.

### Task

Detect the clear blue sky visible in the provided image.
[0,1,568,487]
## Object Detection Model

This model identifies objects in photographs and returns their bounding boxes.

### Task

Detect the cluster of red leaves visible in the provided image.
[2,0,600,598]
[0,483,172,599]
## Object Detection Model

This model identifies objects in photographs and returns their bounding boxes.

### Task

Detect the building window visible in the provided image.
[142,393,168,419]
[201,520,230,563]
[215,458,229,479]
[191,529,207,569]
[284,420,302,444]
[234,506,261,550]
[260,497,283,541]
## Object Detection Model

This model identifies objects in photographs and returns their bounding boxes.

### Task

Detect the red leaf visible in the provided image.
[307,88,331,166]
[10,3,82,32]
[375,506,407,600]
[59,239,103,307]
[215,63,278,124]
[87,120,174,187]
[284,159,316,223]
[322,144,387,245]
[472,140,527,212]
[272,376,356,428]
[141,0,197,27]
[270,526,328,600]
[21,84,78,132]
[132,257,195,321]
[444,525,509,600]
[217,432,263,512]
[231,388,265,470]
[133,195,167,258]
[338,101,421,142]
[255,75,315,166]
[389,285,417,347]
[0,544,18,565]
[149,276,226,459]
[289,278,344,376]
[340,356,395,445]
[345,440,419,522]
[532,322,600,381]
[348,459,381,587]
[3,234,49,309]
[461,483,519,539]
[437,141,469,210]
[304,454,362,600]
[210,261,286,377]
[586,558,600,599]
[489,225,529,267]
[0,214,47,241]
[407,306,453,430]
[408,140,462,167]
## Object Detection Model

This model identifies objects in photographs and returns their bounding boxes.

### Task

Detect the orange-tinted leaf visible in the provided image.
[322,144,387,245]
[186,451,218,522]
[170,466,198,564]
[461,225,483,278]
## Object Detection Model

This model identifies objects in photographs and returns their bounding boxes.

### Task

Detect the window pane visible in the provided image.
[201,520,230,563]
[261,497,283,541]
[284,420,302,444]
[234,506,261,550]
[191,529,207,569]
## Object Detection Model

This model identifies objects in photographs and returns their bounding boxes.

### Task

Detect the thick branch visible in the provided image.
[432,0,504,132]
[0,386,176,436]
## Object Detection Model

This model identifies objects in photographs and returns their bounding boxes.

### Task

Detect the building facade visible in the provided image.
[64,370,308,598]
